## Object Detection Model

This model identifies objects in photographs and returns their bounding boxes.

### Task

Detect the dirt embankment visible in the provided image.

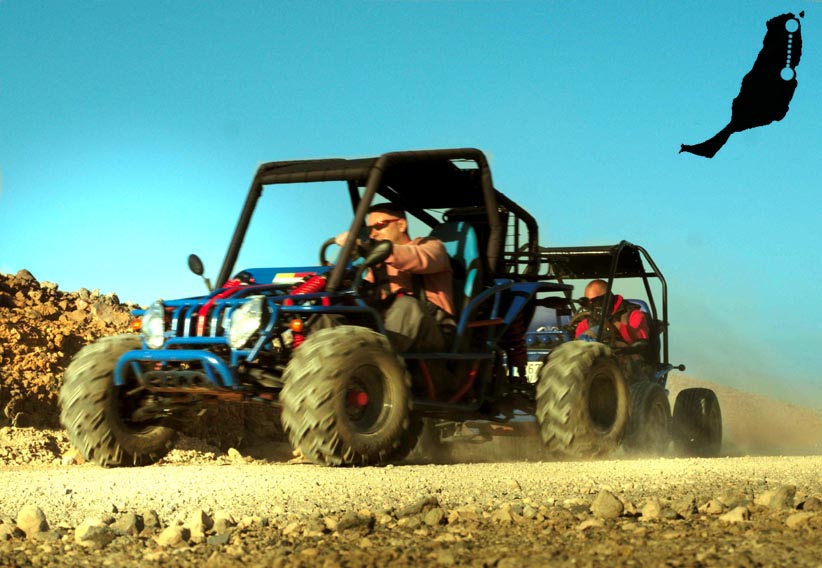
[0,270,134,429]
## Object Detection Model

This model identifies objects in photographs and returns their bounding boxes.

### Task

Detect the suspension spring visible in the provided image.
[285,275,327,349]
[283,275,327,306]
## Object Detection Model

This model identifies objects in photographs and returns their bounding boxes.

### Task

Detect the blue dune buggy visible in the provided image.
[59,148,720,466]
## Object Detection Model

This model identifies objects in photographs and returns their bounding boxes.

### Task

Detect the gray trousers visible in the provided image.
[383,295,448,353]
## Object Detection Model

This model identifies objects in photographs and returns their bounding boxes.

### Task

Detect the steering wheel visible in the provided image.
[319,237,373,266]
[319,238,338,266]
[567,309,592,329]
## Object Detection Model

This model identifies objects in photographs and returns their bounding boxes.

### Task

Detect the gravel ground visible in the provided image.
[0,442,820,567]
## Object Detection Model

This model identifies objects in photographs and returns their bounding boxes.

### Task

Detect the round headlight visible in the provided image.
[228,295,266,349]
[141,301,166,349]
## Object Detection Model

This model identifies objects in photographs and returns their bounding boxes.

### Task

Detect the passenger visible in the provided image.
[575,279,649,344]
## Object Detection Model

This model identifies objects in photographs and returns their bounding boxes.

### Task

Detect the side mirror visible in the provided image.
[363,240,393,267]
[188,254,204,276]
[188,254,213,292]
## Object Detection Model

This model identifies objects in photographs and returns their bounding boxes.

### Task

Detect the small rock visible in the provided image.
[185,509,214,536]
[75,518,114,549]
[423,508,446,527]
[14,269,37,284]
[591,490,624,520]
[112,512,143,536]
[755,485,796,510]
[282,521,301,537]
[207,533,231,546]
[336,512,373,532]
[673,495,698,518]
[577,518,605,531]
[801,496,822,512]
[620,498,638,517]
[238,515,268,529]
[16,505,48,536]
[398,516,422,529]
[140,509,161,529]
[640,498,662,522]
[155,525,189,547]
[785,512,815,529]
[717,490,752,509]
[396,496,439,518]
[700,499,726,515]
[213,511,236,534]
[490,506,515,524]
[0,524,23,541]
[719,506,750,524]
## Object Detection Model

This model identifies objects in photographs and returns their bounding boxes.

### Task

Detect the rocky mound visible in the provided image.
[0,270,283,451]
[0,269,134,428]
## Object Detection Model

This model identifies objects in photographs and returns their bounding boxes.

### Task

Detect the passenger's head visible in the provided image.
[584,279,608,300]
[366,203,410,244]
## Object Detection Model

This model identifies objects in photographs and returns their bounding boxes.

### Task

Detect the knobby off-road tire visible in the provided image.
[386,414,424,463]
[59,334,177,467]
[535,342,629,458]
[672,387,722,457]
[281,326,412,466]
[623,381,672,455]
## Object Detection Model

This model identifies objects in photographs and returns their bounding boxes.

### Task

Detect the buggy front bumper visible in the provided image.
[113,346,240,389]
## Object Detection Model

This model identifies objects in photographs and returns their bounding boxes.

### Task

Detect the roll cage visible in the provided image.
[521,241,672,369]
[216,148,541,293]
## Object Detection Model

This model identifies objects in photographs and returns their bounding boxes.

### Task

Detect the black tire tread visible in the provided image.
[280,326,411,466]
[535,341,629,458]
[672,387,722,457]
[59,334,177,467]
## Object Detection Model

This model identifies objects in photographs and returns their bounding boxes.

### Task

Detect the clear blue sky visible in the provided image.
[1,1,819,408]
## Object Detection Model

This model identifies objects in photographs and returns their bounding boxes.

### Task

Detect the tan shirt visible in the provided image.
[384,237,455,316]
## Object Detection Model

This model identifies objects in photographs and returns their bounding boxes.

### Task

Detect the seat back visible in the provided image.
[443,206,507,280]
[626,298,650,313]
[429,221,483,315]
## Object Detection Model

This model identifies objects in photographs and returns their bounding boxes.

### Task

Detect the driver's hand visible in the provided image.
[334,231,349,246]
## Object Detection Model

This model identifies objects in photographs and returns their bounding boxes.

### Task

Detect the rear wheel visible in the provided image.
[281,326,411,466]
[59,334,177,467]
[672,388,722,457]
[623,381,671,455]
[535,342,629,458]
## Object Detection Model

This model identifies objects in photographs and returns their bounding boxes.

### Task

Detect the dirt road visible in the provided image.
[1,452,820,567]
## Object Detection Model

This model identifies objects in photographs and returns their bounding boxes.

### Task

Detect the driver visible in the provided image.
[336,203,456,353]
[575,279,649,344]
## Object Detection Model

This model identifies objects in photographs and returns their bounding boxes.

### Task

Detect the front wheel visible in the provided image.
[59,335,177,467]
[280,326,411,466]
[535,342,629,458]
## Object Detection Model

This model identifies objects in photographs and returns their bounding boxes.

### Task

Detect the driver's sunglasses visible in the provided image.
[367,218,402,231]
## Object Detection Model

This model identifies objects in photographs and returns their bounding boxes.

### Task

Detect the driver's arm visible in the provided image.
[386,237,450,274]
